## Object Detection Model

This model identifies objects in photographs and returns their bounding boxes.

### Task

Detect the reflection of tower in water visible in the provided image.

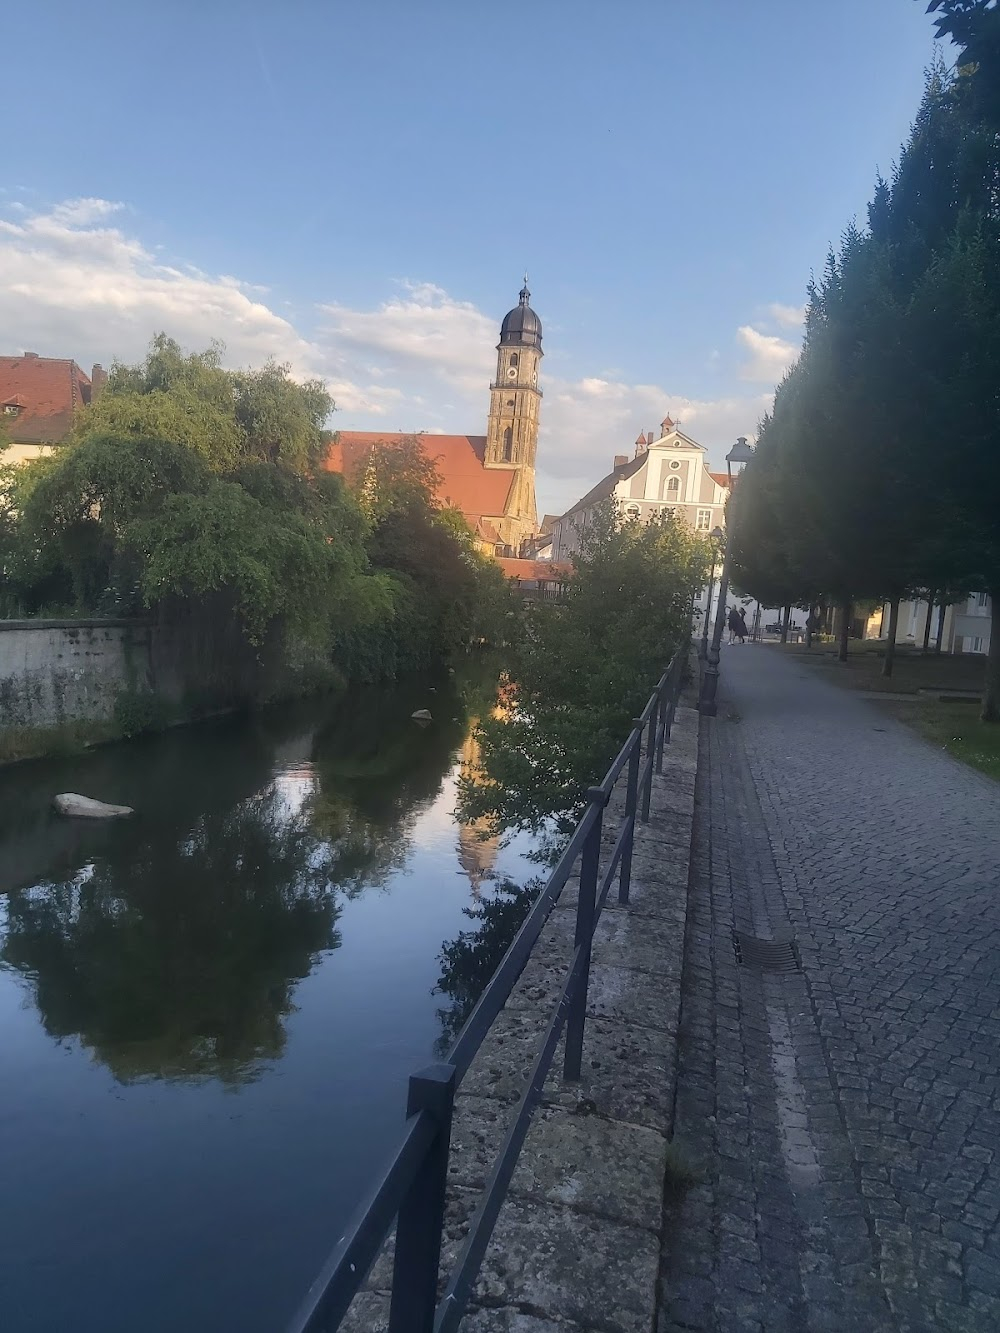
[456,724,500,899]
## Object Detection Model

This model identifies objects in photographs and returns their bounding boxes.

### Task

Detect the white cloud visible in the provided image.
[736,325,799,384]
[0,197,399,415]
[318,281,495,399]
[767,302,806,330]
[0,197,778,514]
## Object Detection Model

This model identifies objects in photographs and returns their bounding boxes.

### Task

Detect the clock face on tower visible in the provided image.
[507,367,517,378]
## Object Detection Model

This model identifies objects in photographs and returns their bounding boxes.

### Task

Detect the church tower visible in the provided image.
[485,278,541,549]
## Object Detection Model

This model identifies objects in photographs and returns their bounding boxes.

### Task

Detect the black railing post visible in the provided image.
[563,788,605,1081]
[618,723,643,905]
[641,704,657,823]
[388,1063,457,1333]
[655,668,670,774]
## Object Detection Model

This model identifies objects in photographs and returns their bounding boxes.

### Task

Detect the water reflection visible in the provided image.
[0,665,502,1086]
[3,792,340,1084]
[434,877,542,1053]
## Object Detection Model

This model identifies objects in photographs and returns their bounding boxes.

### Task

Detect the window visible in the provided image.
[972,637,986,654]
[2,404,19,416]
[503,426,513,461]
[510,352,519,369]
[625,504,640,520]
[978,592,989,608]
[669,459,681,470]
[696,509,712,531]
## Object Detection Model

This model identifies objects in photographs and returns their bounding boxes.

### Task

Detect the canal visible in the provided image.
[0,667,536,1333]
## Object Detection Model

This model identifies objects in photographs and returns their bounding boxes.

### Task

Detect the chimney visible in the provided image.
[91,363,108,398]
[24,351,39,359]
[648,427,656,444]
[614,454,628,469]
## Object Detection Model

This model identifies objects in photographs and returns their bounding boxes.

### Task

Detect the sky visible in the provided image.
[1,0,943,516]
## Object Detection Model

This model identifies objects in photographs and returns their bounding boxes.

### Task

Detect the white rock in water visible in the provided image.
[411,709,432,722]
[54,793,134,819]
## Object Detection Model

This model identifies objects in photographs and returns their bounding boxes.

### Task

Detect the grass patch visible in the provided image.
[770,641,986,696]
[876,699,1000,783]
[0,720,118,765]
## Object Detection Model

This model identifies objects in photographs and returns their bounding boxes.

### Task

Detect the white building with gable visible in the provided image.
[550,415,730,563]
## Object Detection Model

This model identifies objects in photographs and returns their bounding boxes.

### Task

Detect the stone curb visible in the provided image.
[341,694,700,1333]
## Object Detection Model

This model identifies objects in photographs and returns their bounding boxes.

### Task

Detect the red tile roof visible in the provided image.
[498,558,572,582]
[708,471,732,489]
[325,432,515,525]
[0,354,94,444]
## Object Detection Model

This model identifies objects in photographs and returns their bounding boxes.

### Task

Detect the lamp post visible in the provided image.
[699,436,754,715]
[698,526,726,661]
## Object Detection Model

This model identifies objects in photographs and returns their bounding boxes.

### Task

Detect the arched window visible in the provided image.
[663,475,681,501]
[503,427,513,461]
[510,352,519,369]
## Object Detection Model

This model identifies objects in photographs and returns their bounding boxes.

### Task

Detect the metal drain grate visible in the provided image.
[732,930,800,972]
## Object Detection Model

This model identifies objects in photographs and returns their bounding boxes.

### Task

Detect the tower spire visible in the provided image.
[520,273,530,305]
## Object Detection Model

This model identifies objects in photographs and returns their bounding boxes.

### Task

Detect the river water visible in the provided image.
[0,668,535,1333]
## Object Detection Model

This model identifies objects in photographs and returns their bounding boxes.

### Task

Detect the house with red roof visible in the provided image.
[324,282,543,557]
[0,353,107,464]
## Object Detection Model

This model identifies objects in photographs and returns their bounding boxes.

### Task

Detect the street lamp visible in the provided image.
[698,525,726,661]
[699,436,754,715]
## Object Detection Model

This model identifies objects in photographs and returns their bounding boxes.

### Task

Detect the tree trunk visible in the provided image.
[881,596,901,678]
[982,589,1000,723]
[922,592,935,653]
[780,603,791,644]
[935,601,946,654]
[804,604,814,650]
[837,600,851,662]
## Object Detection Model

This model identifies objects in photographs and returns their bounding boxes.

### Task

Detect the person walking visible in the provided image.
[727,605,741,645]
[737,607,749,644]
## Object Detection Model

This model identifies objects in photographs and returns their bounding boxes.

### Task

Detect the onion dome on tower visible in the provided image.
[499,276,543,350]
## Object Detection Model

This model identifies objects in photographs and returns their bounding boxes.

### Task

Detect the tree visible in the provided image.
[461,503,707,834]
[734,58,1000,706]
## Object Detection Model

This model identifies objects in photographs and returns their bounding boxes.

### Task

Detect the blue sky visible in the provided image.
[1,0,941,513]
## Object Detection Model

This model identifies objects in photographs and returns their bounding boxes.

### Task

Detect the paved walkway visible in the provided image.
[660,645,1000,1333]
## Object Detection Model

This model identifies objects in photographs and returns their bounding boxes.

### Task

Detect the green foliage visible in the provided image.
[3,338,507,707]
[112,688,175,739]
[731,56,1000,717]
[330,438,515,679]
[461,503,706,834]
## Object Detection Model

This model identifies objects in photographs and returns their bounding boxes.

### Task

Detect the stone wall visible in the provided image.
[0,618,165,728]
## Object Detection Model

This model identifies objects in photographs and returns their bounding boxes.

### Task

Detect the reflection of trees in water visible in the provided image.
[305,675,473,893]
[434,877,542,1055]
[2,793,340,1085]
[0,658,511,1085]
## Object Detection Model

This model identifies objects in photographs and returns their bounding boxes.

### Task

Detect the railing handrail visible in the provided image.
[286,645,688,1333]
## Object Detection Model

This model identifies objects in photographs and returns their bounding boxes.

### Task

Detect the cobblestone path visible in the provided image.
[659,645,1000,1333]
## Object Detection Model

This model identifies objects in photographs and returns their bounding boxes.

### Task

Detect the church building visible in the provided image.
[324,281,543,556]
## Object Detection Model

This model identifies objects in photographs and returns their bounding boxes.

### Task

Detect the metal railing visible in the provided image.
[287,648,688,1333]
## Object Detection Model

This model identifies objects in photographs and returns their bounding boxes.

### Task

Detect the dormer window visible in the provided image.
[2,403,21,416]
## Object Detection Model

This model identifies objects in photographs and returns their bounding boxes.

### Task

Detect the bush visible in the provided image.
[113,688,174,738]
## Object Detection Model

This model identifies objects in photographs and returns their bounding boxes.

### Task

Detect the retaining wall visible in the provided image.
[0,618,166,728]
